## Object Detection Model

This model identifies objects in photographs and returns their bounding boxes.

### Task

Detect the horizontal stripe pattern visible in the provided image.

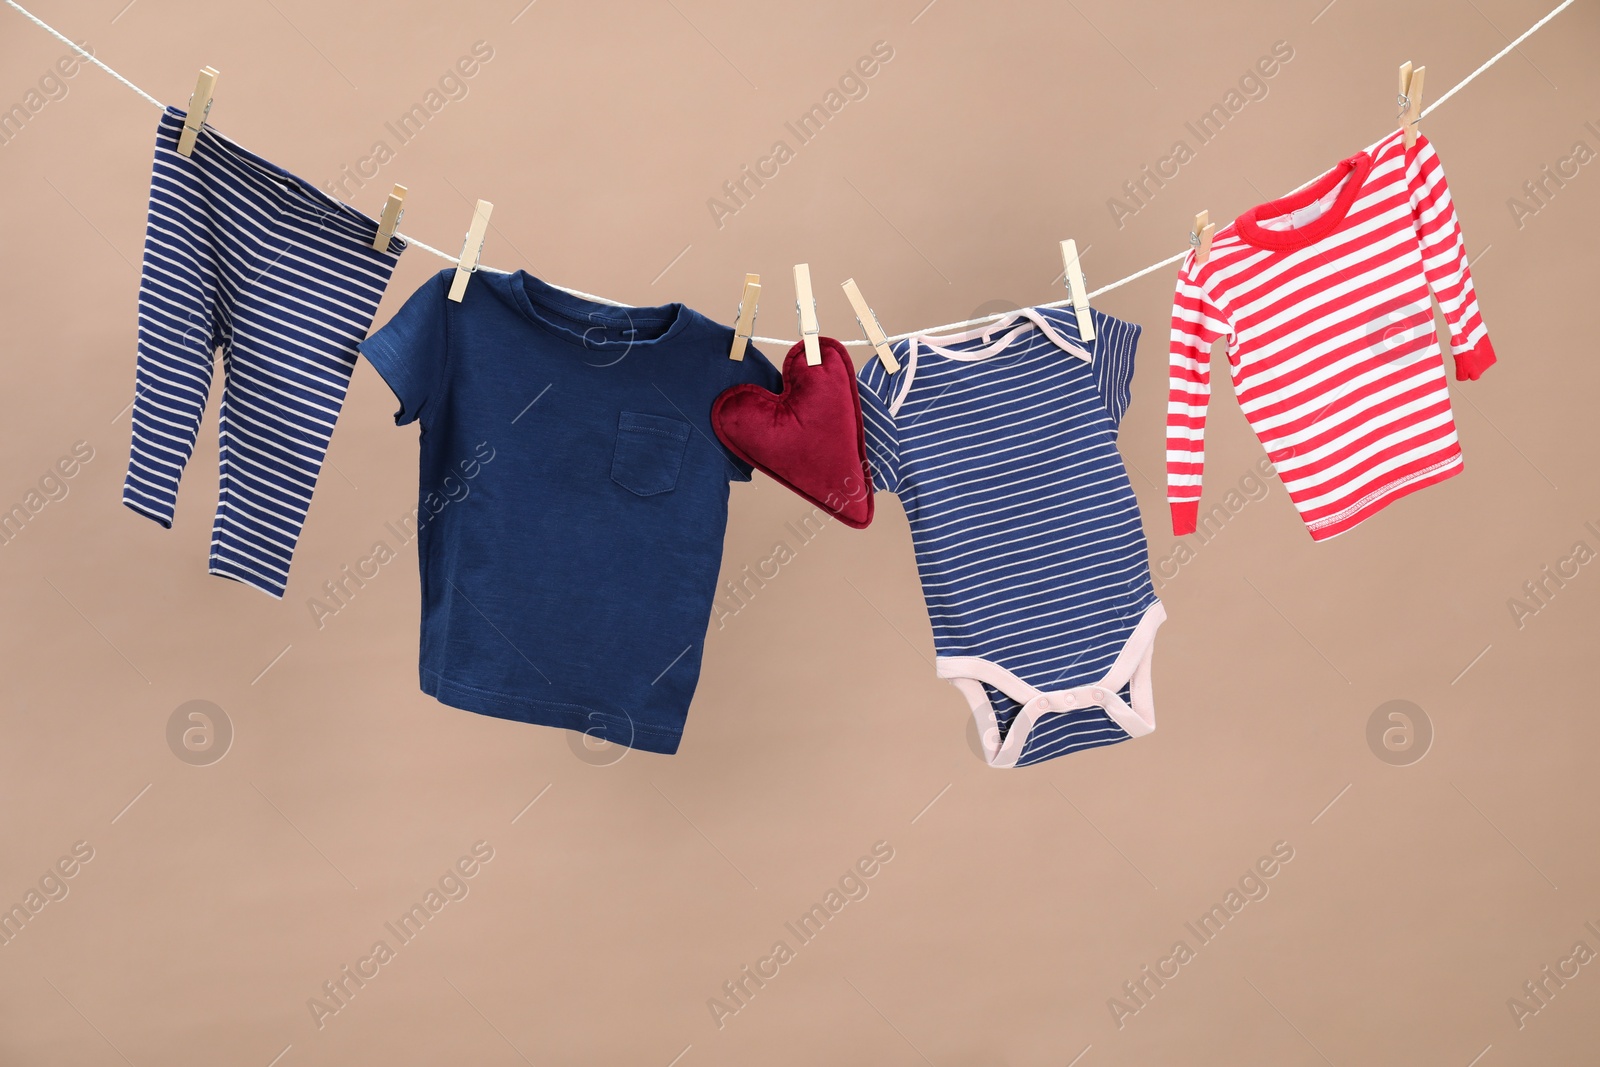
[124,107,403,597]
[1167,130,1493,541]
[859,307,1161,766]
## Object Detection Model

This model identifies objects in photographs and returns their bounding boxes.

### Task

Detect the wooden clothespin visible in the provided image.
[447,199,494,303]
[373,184,406,253]
[1190,211,1215,266]
[176,67,219,157]
[1398,62,1426,148]
[840,278,899,374]
[1059,239,1096,342]
[793,263,821,366]
[728,273,761,361]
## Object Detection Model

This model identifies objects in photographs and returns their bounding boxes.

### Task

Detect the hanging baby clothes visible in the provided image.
[857,306,1163,768]
[1167,129,1495,540]
[122,106,405,598]
[359,268,781,755]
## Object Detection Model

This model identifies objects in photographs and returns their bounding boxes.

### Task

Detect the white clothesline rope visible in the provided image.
[6,0,1578,347]
[6,0,165,109]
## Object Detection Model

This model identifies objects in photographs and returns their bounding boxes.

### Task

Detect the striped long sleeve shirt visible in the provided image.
[1166,129,1495,540]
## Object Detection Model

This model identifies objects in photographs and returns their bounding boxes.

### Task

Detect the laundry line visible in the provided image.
[6,0,1578,347]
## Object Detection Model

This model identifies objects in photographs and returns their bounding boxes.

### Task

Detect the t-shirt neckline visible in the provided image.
[1235,150,1373,251]
[505,270,692,351]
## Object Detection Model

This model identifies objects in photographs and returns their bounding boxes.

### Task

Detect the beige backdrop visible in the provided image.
[3,0,1599,1064]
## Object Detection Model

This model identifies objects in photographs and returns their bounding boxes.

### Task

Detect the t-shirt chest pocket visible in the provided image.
[611,411,691,496]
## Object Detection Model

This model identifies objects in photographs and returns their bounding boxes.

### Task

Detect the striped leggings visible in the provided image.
[123,106,404,598]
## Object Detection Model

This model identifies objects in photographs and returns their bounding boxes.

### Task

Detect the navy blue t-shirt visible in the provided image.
[359,269,780,754]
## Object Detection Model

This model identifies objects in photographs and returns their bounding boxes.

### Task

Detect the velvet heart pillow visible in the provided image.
[712,336,875,528]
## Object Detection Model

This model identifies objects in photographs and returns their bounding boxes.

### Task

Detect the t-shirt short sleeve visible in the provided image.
[359,269,452,427]
[717,340,785,481]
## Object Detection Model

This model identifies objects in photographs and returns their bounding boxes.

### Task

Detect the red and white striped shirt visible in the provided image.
[1166,130,1494,540]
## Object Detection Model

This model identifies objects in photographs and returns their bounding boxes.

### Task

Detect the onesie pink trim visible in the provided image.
[939,602,1165,769]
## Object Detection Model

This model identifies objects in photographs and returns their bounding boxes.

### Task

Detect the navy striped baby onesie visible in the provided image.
[857,306,1165,767]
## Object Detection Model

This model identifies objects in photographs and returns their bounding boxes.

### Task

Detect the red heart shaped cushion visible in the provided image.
[712,337,875,528]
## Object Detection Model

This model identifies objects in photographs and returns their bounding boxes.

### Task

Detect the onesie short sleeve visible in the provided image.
[855,354,903,494]
[1034,306,1142,429]
[360,269,452,427]
[857,309,1163,769]
[1085,309,1142,430]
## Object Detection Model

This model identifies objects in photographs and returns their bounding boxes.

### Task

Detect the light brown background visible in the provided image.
[3,0,1598,1063]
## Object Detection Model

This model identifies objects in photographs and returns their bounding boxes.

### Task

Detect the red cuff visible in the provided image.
[1453,338,1496,381]
[1171,500,1198,536]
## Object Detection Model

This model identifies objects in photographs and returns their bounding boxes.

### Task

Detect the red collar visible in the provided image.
[1235,151,1373,251]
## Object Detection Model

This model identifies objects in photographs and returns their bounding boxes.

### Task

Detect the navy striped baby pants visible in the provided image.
[123,106,404,598]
